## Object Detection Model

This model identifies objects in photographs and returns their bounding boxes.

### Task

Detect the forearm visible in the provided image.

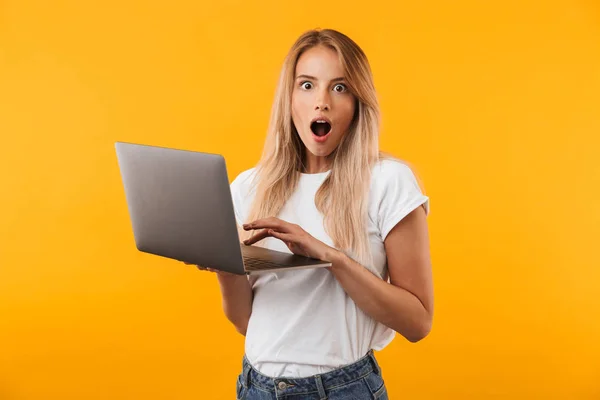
[328,250,432,342]
[216,274,253,335]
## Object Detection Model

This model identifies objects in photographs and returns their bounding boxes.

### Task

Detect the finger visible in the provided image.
[268,229,295,243]
[244,218,289,232]
[184,261,201,268]
[244,220,278,231]
[243,228,271,245]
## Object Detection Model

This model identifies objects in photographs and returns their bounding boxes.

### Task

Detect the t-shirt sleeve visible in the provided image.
[378,161,430,242]
[229,168,255,226]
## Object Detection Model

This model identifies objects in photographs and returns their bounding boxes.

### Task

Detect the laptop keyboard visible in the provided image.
[243,256,289,271]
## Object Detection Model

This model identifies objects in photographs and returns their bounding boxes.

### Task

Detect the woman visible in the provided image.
[197,28,433,399]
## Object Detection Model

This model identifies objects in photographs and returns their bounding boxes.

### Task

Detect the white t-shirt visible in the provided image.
[229,159,430,378]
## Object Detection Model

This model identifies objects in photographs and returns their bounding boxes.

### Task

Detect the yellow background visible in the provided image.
[1,0,599,398]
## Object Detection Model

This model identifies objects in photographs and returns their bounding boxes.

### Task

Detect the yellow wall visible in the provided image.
[1,0,599,398]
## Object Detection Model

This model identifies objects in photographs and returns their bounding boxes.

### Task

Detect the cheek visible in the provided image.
[336,99,356,129]
[292,94,310,127]
[291,97,300,128]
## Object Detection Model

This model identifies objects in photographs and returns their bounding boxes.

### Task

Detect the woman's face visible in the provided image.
[291,45,356,169]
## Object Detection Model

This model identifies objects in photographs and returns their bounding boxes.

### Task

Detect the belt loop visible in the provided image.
[242,358,252,388]
[315,374,327,400]
[368,349,380,375]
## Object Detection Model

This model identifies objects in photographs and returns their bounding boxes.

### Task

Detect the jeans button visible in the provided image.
[277,381,287,390]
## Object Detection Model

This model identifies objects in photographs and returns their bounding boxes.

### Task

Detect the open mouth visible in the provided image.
[310,120,332,137]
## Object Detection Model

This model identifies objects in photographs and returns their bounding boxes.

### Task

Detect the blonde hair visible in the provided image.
[244,28,393,267]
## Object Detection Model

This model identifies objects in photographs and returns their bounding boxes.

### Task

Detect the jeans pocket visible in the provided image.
[364,371,388,399]
[236,374,247,400]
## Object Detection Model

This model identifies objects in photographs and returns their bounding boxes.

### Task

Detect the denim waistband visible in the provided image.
[240,350,381,397]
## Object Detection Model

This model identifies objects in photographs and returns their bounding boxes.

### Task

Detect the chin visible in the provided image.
[306,146,333,157]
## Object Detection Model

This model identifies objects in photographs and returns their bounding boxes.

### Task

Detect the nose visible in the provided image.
[315,89,330,111]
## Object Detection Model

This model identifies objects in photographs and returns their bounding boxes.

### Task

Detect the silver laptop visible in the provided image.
[114,142,332,275]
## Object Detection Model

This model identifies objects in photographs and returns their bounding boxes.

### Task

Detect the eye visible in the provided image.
[300,81,313,90]
[333,83,348,93]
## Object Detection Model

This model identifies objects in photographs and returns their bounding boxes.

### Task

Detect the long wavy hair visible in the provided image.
[243,28,392,267]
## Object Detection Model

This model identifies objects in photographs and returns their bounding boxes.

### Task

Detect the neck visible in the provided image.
[302,153,331,174]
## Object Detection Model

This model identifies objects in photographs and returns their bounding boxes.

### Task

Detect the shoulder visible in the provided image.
[229,167,259,224]
[369,157,430,220]
[371,158,423,190]
[230,167,258,195]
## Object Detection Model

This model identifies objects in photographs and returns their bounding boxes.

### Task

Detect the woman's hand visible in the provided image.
[242,217,339,262]
[183,263,239,279]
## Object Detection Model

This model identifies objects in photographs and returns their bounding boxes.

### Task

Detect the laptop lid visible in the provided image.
[115,142,246,275]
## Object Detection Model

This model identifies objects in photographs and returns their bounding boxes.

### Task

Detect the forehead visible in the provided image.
[295,45,344,79]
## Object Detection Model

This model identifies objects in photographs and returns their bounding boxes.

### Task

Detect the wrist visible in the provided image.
[217,272,247,285]
[324,247,347,270]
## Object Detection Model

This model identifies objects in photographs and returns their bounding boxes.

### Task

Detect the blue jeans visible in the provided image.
[236,350,389,399]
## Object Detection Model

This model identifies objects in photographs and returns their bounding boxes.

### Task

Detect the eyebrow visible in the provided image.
[296,74,346,82]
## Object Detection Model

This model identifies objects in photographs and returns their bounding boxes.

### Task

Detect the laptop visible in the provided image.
[114,142,332,275]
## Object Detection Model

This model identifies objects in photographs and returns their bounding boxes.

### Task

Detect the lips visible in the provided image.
[310,116,332,137]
